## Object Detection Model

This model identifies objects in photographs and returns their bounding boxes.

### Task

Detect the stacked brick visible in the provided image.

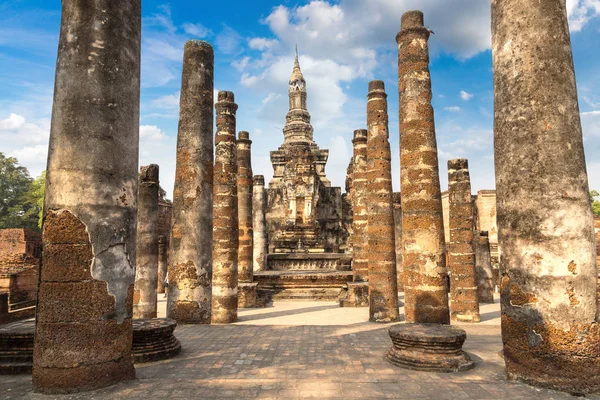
[366,81,399,322]
[212,91,239,323]
[252,176,268,272]
[447,159,480,322]
[351,129,369,283]
[397,10,450,324]
[475,231,494,304]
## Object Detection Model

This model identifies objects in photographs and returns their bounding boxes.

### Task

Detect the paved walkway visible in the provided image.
[1,297,597,399]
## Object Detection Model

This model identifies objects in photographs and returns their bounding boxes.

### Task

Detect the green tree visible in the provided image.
[0,152,39,230]
[22,171,45,229]
[590,190,600,218]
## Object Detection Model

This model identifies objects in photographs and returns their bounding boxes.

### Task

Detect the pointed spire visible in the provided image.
[291,45,304,83]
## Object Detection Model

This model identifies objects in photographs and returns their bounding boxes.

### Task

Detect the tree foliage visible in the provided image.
[590,190,600,218]
[0,152,44,231]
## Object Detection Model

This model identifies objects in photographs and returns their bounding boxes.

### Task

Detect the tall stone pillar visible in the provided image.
[366,81,399,322]
[393,192,404,291]
[32,0,140,392]
[237,131,253,283]
[157,235,167,294]
[252,175,268,272]
[134,164,160,319]
[168,40,214,324]
[212,91,239,324]
[492,0,600,393]
[447,159,480,323]
[351,129,369,283]
[397,11,450,324]
[475,231,494,304]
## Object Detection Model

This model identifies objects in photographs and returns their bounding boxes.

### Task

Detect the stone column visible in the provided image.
[475,231,494,304]
[237,131,253,283]
[366,81,399,323]
[134,164,160,319]
[168,40,214,324]
[212,91,239,324]
[393,192,403,291]
[397,10,450,324]
[253,175,268,272]
[447,159,480,323]
[157,235,167,294]
[493,0,600,393]
[32,0,140,393]
[351,129,369,283]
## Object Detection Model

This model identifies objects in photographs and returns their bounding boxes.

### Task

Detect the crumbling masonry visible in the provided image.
[33,0,140,392]
[397,10,450,324]
[134,164,160,319]
[475,231,494,304]
[351,129,369,284]
[366,81,399,323]
[252,176,268,272]
[212,91,239,324]
[492,0,600,393]
[168,40,214,324]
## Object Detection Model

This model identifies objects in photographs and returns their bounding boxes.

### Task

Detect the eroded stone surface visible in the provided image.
[237,132,253,284]
[492,0,600,393]
[350,130,368,283]
[475,231,495,304]
[397,10,450,324]
[252,176,268,272]
[168,40,214,324]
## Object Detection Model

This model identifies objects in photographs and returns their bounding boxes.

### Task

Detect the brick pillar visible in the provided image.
[493,0,600,393]
[134,164,160,319]
[32,0,140,392]
[168,40,214,324]
[397,11,450,324]
[252,175,268,272]
[447,159,480,323]
[475,231,494,304]
[237,131,253,283]
[393,192,403,291]
[212,91,239,324]
[366,81,399,322]
[157,235,167,294]
[351,129,368,283]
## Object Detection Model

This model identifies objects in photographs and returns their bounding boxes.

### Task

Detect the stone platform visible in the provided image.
[255,270,352,301]
[267,253,352,271]
[386,323,474,372]
[0,318,181,373]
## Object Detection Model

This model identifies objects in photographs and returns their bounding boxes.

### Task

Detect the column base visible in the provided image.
[339,282,369,307]
[238,282,264,308]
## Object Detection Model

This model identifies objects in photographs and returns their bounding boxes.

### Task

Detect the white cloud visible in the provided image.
[566,0,600,31]
[140,125,168,140]
[460,91,474,101]
[581,111,600,138]
[249,37,278,51]
[138,125,177,199]
[444,106,461,112]
[151,92,180,110]
[182,23,212,38]
[215,25,243,55]
[0,113,25,130]
[232,56,250,71]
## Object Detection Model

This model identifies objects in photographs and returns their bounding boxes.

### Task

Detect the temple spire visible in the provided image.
[290,45,305,85]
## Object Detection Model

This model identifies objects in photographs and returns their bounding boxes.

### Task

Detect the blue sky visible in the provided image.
[1,0,600,199]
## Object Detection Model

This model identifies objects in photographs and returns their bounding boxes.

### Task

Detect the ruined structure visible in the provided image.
[212,91,239,323]
[134,165,160,319]
[492,0,600,392]
[475,231,494,304]
[266,49,347,255]
[32,0,140,392]
[252,176,268,272]
[0,229,40,321]
[157,235,168,294]
[366,81,399,323]
[447,159,480,323]
[474,190,499,264]
[168,40,214,324]
[393,193,403,292]
[157,194,172,294]
[397,10,450,324]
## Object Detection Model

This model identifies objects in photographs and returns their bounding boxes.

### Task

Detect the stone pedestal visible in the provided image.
[386,323,473,372]
[493,0,600,394]
[0,319,34,374]
[131,318,181,363]
[397,10,449,324]
[168,40,214,324]
[238,282,259,308]
[339,282,369,308]
[32,0,140,392]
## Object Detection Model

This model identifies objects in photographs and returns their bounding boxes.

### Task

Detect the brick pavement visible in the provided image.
[1,297,598,399]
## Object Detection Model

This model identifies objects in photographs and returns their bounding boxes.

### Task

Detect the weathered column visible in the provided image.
[366,81,399,322]
[157,235,168,294]
[475,231,494,304]
[351,129,369,283]
[237,131,253,283]
[397,11,450,324]
[33,0,140,392]
[252,175,268,272]
[168,40,214,324]
[134,164,160,319]
[212,91,239,324]
[493,0,600,393]
[393,192,404,291]
[447,159,480,322]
